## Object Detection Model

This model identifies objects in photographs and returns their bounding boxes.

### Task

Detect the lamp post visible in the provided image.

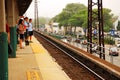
[34,0,39,30]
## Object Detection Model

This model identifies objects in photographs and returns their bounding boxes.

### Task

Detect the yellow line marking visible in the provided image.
[27,70,40,80]
[30,43,47,54]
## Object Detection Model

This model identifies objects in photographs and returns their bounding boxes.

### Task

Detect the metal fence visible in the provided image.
[62,38,120,67]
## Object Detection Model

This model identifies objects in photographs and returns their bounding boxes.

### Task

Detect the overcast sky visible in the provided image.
[25,0,120,18]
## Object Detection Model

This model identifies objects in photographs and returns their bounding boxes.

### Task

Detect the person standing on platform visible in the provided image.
[24,17,29,45]
[6,23,10,44]
[16,19,19,44]
[20,16,24,20]
[18,19,25,49]
[6,22,14,55]
[28,18,33,42]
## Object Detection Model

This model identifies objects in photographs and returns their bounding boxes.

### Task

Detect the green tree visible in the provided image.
[52,3,87,35]
[68,9,87,34]
[63,3,86,15]
[117,21,120,30]
[103,8,113,32]
[52,3,116,34]
[69,9,87,26]
[91,8,115,32]
[39,17,50,25]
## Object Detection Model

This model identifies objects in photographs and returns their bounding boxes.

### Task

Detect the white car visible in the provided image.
[116,39,120,47]
[109,47,119,56]
[117,42,120,47]
[114,38,120,47]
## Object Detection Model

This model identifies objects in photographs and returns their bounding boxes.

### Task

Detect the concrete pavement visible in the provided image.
[8,36,71,80]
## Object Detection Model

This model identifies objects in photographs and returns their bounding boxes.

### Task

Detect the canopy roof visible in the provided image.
[17,0,32,16]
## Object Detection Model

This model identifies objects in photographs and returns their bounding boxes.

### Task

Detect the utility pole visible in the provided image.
[34,0,39,29]
[87,0,105,59]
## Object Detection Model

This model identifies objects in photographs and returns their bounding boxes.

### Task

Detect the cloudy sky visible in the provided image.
[25,0,120,18]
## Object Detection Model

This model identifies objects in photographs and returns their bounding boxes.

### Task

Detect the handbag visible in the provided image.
[8,44,13,54]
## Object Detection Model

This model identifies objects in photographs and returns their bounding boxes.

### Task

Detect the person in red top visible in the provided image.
[6,23,10,43]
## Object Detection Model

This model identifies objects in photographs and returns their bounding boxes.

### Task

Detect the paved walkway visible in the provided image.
[8,36,71,80]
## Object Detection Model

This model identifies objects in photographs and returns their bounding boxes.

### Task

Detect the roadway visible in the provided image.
[61,38,120,67]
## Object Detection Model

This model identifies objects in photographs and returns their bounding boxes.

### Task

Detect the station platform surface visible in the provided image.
[8,36,71,80]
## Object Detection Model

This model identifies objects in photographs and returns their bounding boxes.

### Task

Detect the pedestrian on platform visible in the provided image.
[20,16,24,20]
[6,22,13,55]
[16,19,19,44]
[6,23,10,43]
[28,18,33,42]
[24,17,29,45]
[18,19,25,49]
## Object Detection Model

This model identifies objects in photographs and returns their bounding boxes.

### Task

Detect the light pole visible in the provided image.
[34,0,39,30]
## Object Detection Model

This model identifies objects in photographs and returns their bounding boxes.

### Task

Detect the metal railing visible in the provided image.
[62,38,120,67]
[38,30,120,67]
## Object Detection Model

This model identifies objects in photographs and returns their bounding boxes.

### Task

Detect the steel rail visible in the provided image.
[34,31,105,80]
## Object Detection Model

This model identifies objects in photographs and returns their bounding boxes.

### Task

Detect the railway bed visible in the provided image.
[34,31,120,80]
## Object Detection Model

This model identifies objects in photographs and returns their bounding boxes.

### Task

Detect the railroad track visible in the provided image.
[34,31,120,80]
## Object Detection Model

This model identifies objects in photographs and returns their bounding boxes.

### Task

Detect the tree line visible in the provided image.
[51,3,118,34]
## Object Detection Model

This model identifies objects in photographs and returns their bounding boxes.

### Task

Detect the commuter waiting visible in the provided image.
[18,19,25,49]
[28,18,33,42]
[24,17,29,45]
[6,22,13,54]
[6,23,10,44]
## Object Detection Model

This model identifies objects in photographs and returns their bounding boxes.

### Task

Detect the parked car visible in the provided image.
[74,38,80,43]
[67,37,72,42]
[91,43,98,53]
[81,40,87,45]
[116,40,120,47]
[117,42,120,47]
[92,45,98,53]
[109,46,119,56]
[74,37,84,43]
[109,52,119,56]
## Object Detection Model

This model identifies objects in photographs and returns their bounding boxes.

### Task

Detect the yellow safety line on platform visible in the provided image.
[27,71,40,80]
[30,43,47,54]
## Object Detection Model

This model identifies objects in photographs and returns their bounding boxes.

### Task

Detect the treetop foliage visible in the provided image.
[52,3,118,32]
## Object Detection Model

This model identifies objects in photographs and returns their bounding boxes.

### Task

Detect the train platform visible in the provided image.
[8,36,71,80]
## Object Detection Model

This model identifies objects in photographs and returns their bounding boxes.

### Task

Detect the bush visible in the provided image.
[104,37,115,45]
[49,34,63,39]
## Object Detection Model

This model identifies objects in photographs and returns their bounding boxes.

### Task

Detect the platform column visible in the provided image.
[14,2,19,45]
[0,0,8,80]
[7,0,17,58]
